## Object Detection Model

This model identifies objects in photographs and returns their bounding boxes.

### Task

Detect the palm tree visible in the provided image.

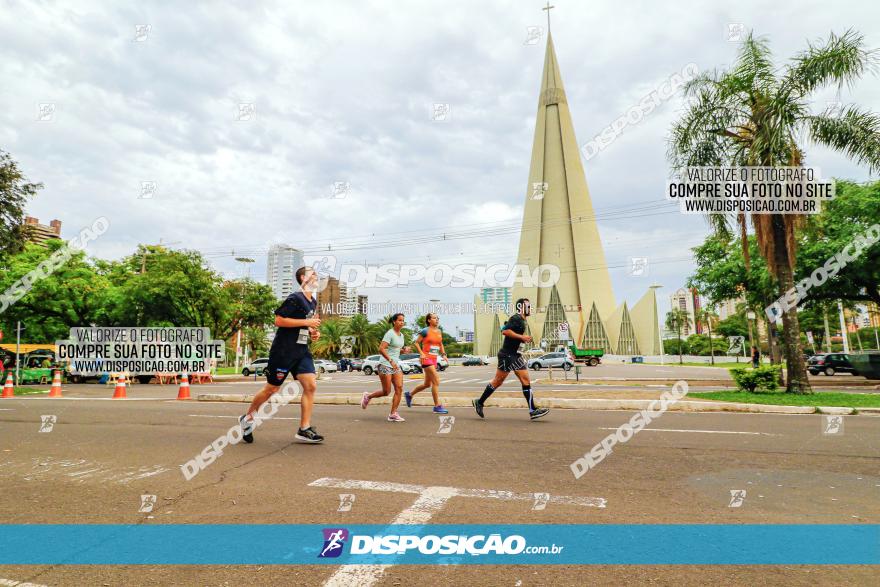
[311,317,346,359]
[696,307,718,365]
[665,309,691,365]
[345,313,380,357]
[669,30,880,393]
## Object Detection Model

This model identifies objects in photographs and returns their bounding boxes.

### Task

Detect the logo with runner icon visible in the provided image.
[319,528,349,558]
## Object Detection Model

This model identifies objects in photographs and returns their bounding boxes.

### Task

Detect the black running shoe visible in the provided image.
[529,407,549,420]
[295,427,324,443]
[472,398,484,419]
[239,414,254,443]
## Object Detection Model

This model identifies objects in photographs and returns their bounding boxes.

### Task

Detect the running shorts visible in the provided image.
[497,351,527,372]
[378,363,402,375]
[265,351,316,386]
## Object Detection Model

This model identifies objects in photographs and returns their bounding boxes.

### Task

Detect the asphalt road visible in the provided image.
[0,386,878,586]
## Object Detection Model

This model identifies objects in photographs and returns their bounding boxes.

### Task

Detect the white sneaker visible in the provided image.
[387,412,405,422]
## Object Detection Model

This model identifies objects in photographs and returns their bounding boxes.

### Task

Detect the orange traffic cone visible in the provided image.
[49,370,63,397]
[1,372,13,398]
[112,374,127,399]
[177,372,191,400]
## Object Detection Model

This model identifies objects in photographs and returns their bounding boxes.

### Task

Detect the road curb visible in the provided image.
[815,406,856,415]
[855,407,880,415]
[196,393,819,414]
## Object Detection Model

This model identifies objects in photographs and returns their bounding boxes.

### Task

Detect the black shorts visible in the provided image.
[497,351,527,372]
[266,351,315,386]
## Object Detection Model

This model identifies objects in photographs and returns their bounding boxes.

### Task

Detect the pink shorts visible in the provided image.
[421,355,438,367]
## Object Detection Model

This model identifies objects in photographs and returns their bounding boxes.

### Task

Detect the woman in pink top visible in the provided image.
[405,313,448,414]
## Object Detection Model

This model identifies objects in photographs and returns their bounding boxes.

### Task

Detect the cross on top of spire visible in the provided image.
[542,2,555,32]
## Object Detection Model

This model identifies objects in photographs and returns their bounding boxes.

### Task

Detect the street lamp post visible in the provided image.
[15,321,24,385]
[233,257,256,374]
[746,310,756,358]
[837,301,850,354]
[649,284,663,365]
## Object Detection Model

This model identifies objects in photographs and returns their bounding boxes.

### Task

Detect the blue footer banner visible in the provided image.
[0,525,877,565]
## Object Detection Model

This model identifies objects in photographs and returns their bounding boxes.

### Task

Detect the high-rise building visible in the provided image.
[318,277,342,317]
[669,288,702,336]
[338,283,359,318]
[715,298,741,321]
[266,244,303,300]
[474,28,661,356]
[23,216,62,245]
[479,287,510,309]
[867,302,880,328]
[357,295,369,316]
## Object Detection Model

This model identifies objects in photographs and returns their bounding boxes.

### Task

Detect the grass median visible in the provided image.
[688,390,880,408]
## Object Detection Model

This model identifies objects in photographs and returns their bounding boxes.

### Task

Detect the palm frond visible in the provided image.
[783,29,878,97]
[804,107,880,172]
[734,32,777,90]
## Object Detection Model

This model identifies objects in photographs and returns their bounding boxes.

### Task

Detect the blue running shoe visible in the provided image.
[432,405,448,414]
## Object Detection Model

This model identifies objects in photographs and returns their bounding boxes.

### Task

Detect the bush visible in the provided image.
[731,365,782,393]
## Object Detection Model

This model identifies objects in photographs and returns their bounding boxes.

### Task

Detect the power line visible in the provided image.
[201,206,681,259]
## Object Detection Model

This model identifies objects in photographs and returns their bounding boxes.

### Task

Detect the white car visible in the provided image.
[314,359,338,374]
[398,353,449,372]
[362,355,416,375]
[527,352,574,371]
[241,358,269,376]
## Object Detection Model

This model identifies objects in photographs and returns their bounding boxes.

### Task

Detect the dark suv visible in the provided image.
[807,353,855,376]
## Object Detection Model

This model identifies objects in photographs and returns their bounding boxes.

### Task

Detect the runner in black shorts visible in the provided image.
[473,298,549,421]
[238,266,324,443]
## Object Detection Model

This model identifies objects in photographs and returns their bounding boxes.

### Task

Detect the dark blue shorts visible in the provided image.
[266,351,315,386]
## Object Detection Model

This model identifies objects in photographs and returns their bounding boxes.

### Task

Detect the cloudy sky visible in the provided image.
[2,0,878,333]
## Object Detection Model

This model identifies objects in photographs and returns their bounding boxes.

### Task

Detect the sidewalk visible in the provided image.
[535,376,879,388]
[196,388,875,416]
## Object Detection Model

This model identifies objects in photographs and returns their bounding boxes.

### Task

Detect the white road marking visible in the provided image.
[67,468,106,477]
[187,414,299,420]
[311,477,605,587]
[0,577,48,587]
[597,427,780,436]
[0,458,169,484]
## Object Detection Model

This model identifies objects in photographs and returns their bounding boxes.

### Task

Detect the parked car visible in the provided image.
[397,353,449,371]
[242,358,269,377]
[462,355,489,366]
[362,355,416,375]
[24,349,56,368]
[807,353,855,376]
[398,354,423,374]
[527,352,573,371]
[314,359,338,374]
[348,358,364,371]
[848,352,880,380]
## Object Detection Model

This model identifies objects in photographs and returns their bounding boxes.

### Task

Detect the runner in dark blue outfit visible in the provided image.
[239,266,324,443]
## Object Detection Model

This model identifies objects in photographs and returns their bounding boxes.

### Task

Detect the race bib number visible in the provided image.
[429,345,440,356]
[298,309,315,344]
